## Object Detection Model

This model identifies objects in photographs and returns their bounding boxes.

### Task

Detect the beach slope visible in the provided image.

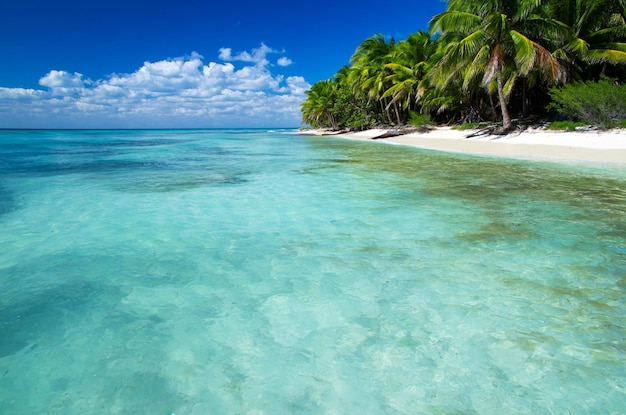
[333,127,626,165]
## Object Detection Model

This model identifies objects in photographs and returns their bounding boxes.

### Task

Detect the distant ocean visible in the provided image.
[1,129,625,414]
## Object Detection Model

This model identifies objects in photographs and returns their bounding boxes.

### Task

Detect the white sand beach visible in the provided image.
[316,127,626,165]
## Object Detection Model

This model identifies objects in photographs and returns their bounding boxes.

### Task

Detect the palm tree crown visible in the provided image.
[430,0,566,129]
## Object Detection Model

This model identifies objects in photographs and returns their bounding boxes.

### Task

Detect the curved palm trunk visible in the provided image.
[522,78,529,118]
[496,70,512,129]
[393,102,403,125]
[380,98,393,125]
[328,113,339,130]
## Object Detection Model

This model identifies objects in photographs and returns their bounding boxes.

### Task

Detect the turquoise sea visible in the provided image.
[0,129,625,414]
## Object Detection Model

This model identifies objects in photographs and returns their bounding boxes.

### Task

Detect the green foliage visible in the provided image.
[301,0,626,130]
[548,78,626,128]
[408,112,432,127]
[331,86,375,130]
[453,122,491,130]
[547,121,587,130]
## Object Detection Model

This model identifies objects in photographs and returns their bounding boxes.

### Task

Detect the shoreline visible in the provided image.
[303,127,626,166]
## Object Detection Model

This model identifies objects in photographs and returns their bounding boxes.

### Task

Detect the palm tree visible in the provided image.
[544,0,626,78]
[332,66,375,129]
[301,80,339,129]
[348,34,399,124]
[382,31,437,120]
[430,0,566,129]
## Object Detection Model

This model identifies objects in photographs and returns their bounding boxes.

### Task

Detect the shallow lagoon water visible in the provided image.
[0,129,625,414]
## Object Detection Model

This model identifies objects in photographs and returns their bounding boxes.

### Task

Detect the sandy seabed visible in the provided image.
[305,127,626,165]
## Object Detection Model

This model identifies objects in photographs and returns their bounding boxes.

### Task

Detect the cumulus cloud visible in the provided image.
[39,70,86,88]
[38,70,88,96]
[0,46,310,128]
[277,57,293,67]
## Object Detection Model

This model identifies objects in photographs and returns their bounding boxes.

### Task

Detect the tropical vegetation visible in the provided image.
[549,77,626,128]
[301,0,626,131]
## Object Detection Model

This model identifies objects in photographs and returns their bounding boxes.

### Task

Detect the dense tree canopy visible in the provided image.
[301,0,626,130]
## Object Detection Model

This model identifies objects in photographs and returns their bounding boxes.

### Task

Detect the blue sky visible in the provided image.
[0,0,446,128]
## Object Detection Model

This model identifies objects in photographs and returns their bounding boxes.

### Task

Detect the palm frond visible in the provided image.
[514,0,543,22]
[587,25,626,41]
[463,45,490,91]
[532,41,567,83]
[523,17,572,47]
[483,44,503,86]
[510,30,536,75]
[566,38,590,55]
[502,72,518,97]
[552,47,570,62]
[483,12,507,39]
[576,0,611,36]
[419,89,458,114]
[483,76,498,94]
[384,63,414,77]
[430,11,481,36]
[447,0,499,16]
[604,42,626,52]
[585,48,626,64]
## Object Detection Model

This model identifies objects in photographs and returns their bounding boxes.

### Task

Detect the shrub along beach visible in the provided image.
[300,0,626,163]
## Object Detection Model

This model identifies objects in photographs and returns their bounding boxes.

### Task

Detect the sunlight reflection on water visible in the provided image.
[0,129,625,414]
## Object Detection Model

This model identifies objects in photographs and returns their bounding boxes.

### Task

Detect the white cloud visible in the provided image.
[285,76,309,95]
[0,87,46,99]
[0,46,310,128]
[38,70,88,96]
[218,43,295,69]
[39,70,86,88]
[277,57,293,67]
[218,43,277,67]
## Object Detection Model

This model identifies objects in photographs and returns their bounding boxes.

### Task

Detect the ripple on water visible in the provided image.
[0,130,625,414]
